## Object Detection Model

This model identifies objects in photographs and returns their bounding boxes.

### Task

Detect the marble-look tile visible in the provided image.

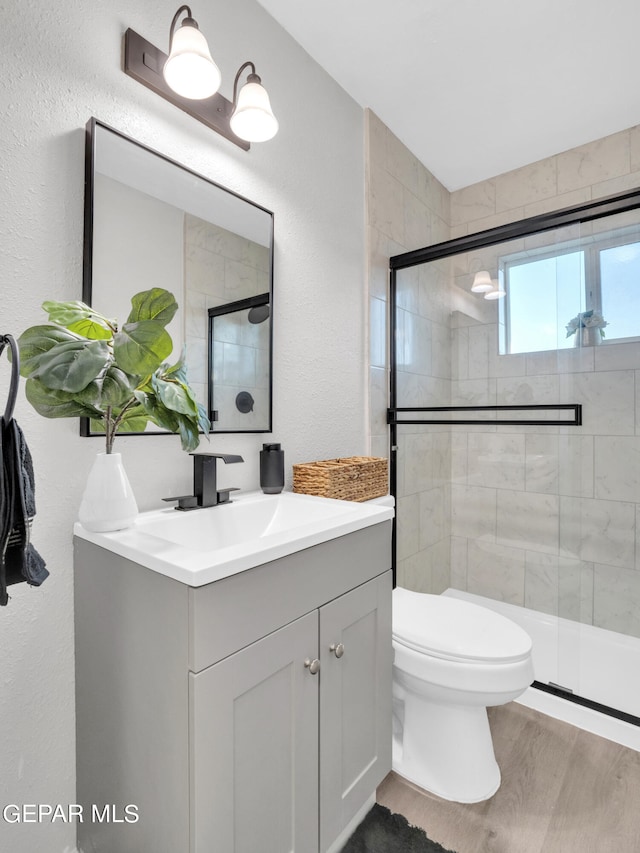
[185,289,207,340]
[525,347,594,376]
[593,563,640,639]
[450,535,468,589]
[396,493,420,561]
[399,310,431,376]
[221,342,256,387]
[403,188,432,251]
[430,213,449,245]
[464,207,525,233]
[185,338,207,385]
[451,433,468,485]
[590,170,640,200]
[396,551,431,593]
[395,266,420,313]
[451,484,496,540]
[185,245,226,298]
[224,259,258,302]
[451,327,469,382]
[494,157,558,213]
[557,435,594,498]
[450,181,496,227]
[402,431,450,494]
[419,264,451,328]
[369,367,388,436]
[467,324,492,380]
[365,108,387,173]
[370,297,387,369]
[396,372,451,408]
[560,496,635,569]
[595,341,640,372]
[560,370,635,435]
[385,129,420,192]
[426,538,452,594]
[467,433,525,490]
[369,434,389,459]
[466,539,525,605]
[524,551,594,623]
[489,350,527,379]
[451,378,496,406]
[497,490,559,554]
[523,187,592,218]
[496,373,560,406]
[419,486,449,550]
[417,167,450,223]
[525,434,559,494]
[557,130,631,194]
[368,226,396,301]
[629,124,640,173]
[594,436,640,502]
[369,164,405,244]
[430,321,451,380]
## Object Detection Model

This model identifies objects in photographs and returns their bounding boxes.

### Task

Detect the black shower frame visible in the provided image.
[387,186,640,727]
[388,185,640,528]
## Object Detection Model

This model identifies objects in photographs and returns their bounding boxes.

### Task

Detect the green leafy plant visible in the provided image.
[18,288,210,453]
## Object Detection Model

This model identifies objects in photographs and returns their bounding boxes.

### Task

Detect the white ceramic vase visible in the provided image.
[78,452,139,533]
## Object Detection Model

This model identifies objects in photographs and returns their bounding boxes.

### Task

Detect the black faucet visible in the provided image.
[163,452,244,511]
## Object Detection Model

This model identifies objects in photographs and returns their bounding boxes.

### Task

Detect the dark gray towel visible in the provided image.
[1,417,48,605]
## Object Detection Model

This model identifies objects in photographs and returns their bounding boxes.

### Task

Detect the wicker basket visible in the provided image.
[292,456,388,502]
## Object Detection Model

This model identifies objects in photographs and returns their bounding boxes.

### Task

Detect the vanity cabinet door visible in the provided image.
[190,611,319,853]
[319,570,393,852]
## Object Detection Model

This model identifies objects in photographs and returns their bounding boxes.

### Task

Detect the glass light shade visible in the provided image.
[471,270,493,293]
[163,24,221,99]
[230,81,279,142]
[484,280,506,300]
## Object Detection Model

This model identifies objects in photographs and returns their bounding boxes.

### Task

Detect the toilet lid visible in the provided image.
[392,589,532,664]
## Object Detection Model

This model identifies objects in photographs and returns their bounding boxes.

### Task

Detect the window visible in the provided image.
[500,230,640,355]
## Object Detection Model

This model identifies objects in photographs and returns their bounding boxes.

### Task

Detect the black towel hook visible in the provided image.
[0,334,20,423]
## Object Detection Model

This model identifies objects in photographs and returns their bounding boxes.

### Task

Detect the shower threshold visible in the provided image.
[443,588,640,752]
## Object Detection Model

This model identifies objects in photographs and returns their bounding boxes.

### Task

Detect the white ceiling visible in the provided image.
[257,0,640,191]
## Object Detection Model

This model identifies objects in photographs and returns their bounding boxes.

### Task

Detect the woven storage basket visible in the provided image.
[292,456,388,502]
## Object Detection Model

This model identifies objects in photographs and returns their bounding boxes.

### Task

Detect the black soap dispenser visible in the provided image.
[260,443,284,494]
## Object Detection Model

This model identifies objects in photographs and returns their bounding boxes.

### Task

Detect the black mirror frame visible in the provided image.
[81,117,274,437]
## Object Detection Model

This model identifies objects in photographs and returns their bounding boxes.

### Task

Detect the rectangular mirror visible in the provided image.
[82,118,274,435]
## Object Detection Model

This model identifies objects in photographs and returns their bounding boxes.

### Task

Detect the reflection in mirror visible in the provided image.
[83,118,274,435]
[208,293,271,431]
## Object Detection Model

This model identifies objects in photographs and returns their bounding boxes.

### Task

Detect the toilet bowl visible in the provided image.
[392,588,534,803]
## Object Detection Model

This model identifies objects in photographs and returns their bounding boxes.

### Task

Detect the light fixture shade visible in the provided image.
[163,23,221,99]
[471,270,493,293]
[485,279,506,300]
[230,80,279,142]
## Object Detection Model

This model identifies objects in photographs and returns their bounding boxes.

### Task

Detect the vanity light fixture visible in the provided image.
[470,270,493,293]
[123,6,278,150]
[484,279,506,300]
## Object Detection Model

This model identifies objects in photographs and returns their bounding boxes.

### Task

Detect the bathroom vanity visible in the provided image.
[73,492,393,853]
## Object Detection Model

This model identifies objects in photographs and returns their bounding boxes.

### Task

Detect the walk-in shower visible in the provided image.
[389,189,640,746]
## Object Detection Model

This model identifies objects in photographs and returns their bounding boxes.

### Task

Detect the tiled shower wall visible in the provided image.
[367,112,640,638]
[449,128,640,639]
[365,110,453,593]
[184,213,270,415]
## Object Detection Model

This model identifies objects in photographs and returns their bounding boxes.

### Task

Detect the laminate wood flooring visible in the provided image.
[377,702,640,853]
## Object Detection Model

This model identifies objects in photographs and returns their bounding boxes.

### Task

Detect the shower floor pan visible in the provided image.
[443,588,640,752]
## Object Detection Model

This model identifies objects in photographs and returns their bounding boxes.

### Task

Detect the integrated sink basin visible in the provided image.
[74,490,394,586]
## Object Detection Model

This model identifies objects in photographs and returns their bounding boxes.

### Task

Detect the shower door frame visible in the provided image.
[387,187,640,727]
[388,185,640,530]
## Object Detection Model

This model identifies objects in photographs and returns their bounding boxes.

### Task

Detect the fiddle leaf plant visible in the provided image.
[18,288,210,453]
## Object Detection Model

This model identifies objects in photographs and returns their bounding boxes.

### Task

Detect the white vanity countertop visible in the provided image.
[73,490,394,587]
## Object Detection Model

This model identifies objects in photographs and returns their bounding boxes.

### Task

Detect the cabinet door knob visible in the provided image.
[304,658,320,675]
[329,643,345,659]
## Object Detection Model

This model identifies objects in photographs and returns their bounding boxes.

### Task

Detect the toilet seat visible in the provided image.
[393,588,532,664]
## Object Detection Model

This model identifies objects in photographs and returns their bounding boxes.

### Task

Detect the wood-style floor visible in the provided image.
[377,702,640,853]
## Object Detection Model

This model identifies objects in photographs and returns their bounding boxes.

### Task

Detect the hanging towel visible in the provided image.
[0,416,48,606]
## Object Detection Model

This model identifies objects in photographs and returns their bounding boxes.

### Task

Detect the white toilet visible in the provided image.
[392,587,534,803]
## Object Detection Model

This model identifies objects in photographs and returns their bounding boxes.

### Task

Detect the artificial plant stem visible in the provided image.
[105,406,114,454]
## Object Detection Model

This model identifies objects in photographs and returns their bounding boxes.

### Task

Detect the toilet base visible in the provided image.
[393,697,501,803]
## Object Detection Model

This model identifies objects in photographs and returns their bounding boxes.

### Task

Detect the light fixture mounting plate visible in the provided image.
[123,28,250,150]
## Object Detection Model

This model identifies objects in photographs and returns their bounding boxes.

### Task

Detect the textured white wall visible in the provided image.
[0,1,364,849]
